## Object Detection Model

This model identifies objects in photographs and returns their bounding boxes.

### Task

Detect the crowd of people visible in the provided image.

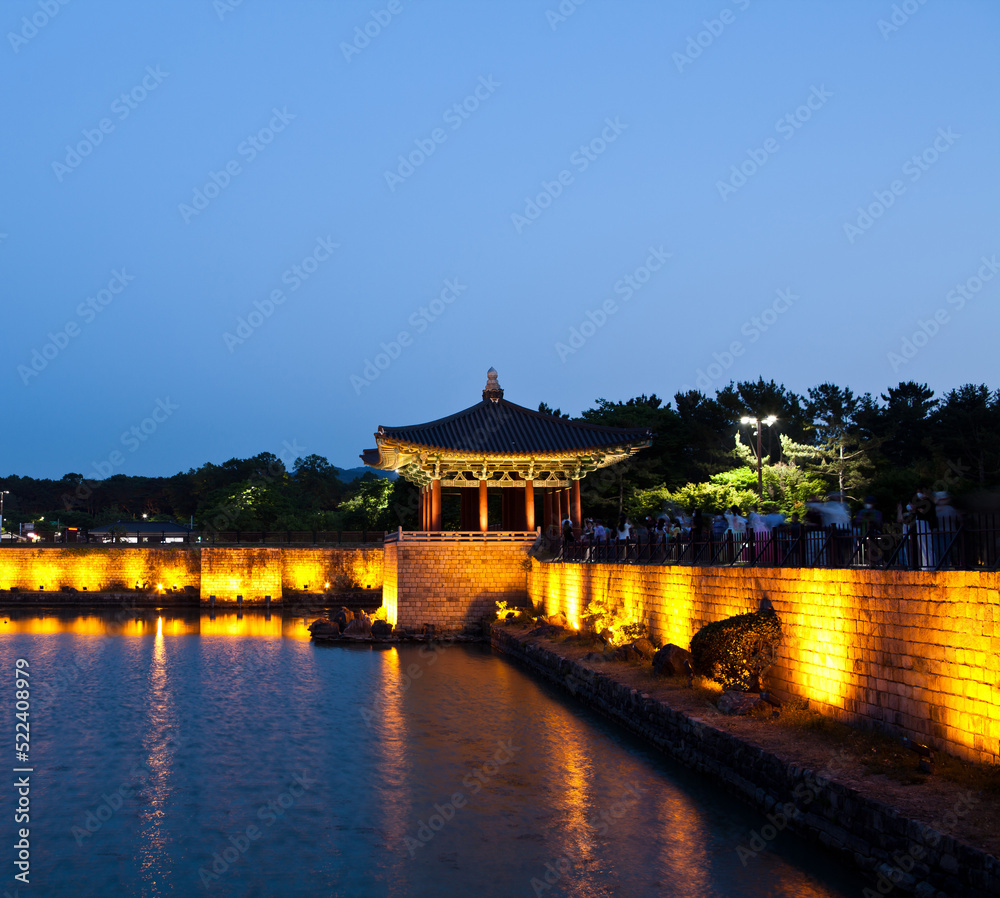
[557,489,967,570]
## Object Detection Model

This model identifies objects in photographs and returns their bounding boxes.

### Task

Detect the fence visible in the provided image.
[1,530,388,547]
[556,514,1000,572]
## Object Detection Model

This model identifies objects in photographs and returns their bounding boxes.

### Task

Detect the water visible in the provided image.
[0,609,869,897]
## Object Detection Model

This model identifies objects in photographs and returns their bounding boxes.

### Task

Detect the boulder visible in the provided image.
[581,651,609,663]
[652,644,693,678]
[343,612,372,638]
[718,691,762,716]
[528,623,562,639]
[333,607,355,632]
[632,637,657,661]
[548,611,568,628]
[613,643,642,663]
[371,619,392,638]
[307,619,340,639]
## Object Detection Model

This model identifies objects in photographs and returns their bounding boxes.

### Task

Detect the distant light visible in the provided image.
[157,583,163,590]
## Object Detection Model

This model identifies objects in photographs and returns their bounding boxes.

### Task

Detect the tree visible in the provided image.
[801,383,875,499]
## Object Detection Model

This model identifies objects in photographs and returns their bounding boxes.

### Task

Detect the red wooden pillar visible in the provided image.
[431,479,442,531]
[571,479,582,533]
[524,480,535,532]
[418,487,425,531]
[479,480,489,532]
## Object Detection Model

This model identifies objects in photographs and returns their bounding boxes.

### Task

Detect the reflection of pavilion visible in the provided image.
[362,368,654,532]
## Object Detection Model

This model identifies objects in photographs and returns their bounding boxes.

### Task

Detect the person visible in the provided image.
[690,509,705,546]
[910,487,936,569]
[747,510,771,563]
[561,517,575,559]
[724,506,746,563]
[855,496,883,566]
[933,492,960,567]
[616,515,632,562]
[854,497,883,536]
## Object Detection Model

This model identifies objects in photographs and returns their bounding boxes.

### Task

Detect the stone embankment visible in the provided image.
[492,624,999,898]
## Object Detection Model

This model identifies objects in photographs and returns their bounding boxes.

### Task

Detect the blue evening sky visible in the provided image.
[1,0,997,479]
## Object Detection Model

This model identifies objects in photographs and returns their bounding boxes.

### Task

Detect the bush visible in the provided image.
[690,608,782,692]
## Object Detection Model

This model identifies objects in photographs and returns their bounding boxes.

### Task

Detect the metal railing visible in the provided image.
[1,530,388,547]
[385,528,539,543]
[555,514,1000,571]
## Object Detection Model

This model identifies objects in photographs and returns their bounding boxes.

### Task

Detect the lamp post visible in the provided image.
[0,491,7,544]
[740,416,777,511]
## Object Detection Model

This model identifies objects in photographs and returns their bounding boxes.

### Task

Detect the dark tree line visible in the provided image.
[2,379,997,534]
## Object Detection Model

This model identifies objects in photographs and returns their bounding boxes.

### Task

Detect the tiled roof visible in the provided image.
[371,399,653,455]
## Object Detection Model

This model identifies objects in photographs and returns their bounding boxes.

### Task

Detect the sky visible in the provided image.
[1,0,998,480]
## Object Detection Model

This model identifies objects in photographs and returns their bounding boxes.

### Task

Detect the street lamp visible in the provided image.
[740,415,777,511]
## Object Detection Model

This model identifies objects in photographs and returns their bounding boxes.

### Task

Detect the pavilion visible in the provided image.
[361,368,654,532]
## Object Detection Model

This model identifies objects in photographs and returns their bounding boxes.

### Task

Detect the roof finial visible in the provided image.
[482,367,504,402]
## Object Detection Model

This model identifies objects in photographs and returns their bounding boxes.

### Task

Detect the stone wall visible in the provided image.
[0,547,201,595]
[384,537,533,630]
[529,561,1000,765]
[0,547,384,604]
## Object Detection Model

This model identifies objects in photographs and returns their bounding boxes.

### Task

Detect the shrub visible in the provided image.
[690,608,782,692]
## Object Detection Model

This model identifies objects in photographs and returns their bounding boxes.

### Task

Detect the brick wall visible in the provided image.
[0,547,385,604]
[0,547,201,594]
[384,538,533,630]
[529,561,1000,765]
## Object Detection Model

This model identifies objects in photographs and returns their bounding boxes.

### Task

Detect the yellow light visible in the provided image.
[157,583,163,591]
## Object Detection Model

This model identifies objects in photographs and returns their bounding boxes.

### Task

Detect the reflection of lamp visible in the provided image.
[740,415,777,511]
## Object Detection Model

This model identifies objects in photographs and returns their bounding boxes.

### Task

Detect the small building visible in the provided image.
[90,520,192,544]
[362,368,654,532]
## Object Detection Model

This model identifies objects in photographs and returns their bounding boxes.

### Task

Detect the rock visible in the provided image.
[333,607,355,631]
[371,619,392,638]
[613,644,642,663]
[548,611,568,628]
[598,628,614,645]
[718,691,762,715]
[581,652,609,663]
[307,619,340,638]
[632,638,657,661]
[343,612,372,638]
[652,644,693,677]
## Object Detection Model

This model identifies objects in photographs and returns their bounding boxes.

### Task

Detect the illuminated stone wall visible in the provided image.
[384,539,533,630]
[279,548,383,595]
[529,561,1000,765]
[0,547,201,594]
[0,547,385,604]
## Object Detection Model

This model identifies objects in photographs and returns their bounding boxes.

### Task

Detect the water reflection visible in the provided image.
[0,611,870,897]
